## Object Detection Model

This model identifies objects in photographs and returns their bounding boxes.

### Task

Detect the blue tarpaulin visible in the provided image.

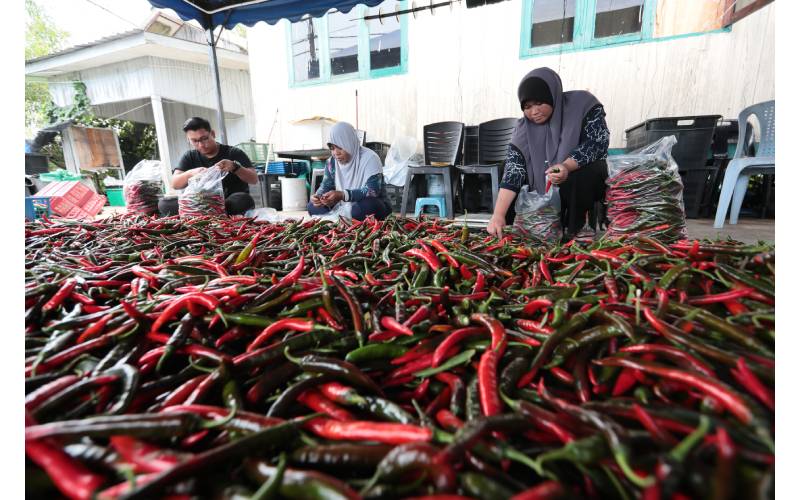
[147,0,385,30]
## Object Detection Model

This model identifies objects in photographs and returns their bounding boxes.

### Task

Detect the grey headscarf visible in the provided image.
[327,122,383,194]
[510,67,600,194]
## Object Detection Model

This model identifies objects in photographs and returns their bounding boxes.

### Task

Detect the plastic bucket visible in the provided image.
[279,177,308,210]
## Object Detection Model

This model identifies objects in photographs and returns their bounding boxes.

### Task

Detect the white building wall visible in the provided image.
[247,1,774,150]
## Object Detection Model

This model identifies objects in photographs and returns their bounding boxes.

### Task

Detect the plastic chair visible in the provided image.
[401,121,464,219]
[713,100,775,228]
[235,143,273,167]
[414,196,446,218]
[310,167,326,195]
[457,117,517,213]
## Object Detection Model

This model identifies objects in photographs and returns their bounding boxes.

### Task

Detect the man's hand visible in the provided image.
[486,213,506,238]
[546,164,569,185]
[190,167,208,178]
[310,194,325,207]
[215,159,239,173]
[321,191,344,207]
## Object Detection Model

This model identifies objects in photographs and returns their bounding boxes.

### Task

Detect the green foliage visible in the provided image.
[25,0,69,136]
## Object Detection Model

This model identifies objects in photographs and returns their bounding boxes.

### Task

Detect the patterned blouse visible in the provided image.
[499,104,610,193]
[315,158,387,202]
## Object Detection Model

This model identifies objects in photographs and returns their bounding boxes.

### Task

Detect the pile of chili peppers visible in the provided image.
[123,181,163,216]
[605,158,688,243]
[25,213,774,499]
[178,192,226,218]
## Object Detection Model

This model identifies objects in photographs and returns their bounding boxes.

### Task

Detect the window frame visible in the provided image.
[520,0,728,59]
[286,3,408,88]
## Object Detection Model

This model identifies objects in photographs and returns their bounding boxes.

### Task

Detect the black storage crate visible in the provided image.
[385,185,404,213]
[625,115,720,170]
[365,142,391,165]
[26,153,50,175]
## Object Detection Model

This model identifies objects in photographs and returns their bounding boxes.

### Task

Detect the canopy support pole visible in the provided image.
[206,18,228,144]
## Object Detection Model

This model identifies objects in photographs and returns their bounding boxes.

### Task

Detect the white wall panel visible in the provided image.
[247,1,774,150]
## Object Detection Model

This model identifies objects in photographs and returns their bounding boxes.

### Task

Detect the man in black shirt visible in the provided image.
[159,117,258,216]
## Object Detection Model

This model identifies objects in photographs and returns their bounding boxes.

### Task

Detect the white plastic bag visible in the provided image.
[178,168,227,217]
[383,136,417,186]
[245,207,281,223]
[123,160,164,215]
[605,135,687,242]
[513,184,562,245]
[311,202,353,222]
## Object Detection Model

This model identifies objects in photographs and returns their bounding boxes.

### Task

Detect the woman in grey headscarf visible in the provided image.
[487,67,610,239]
[308,121,392,221]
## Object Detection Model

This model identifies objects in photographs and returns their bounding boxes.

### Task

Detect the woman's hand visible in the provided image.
[546,164,569,185]
[486,214,507,238]
[310,194,325,207]
[321,191,344,207]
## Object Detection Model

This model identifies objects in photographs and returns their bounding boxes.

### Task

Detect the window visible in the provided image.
[290,17,321,82]
[520,0,696,57]
[328,9,359,76]
[593,0,644,38]
[367,1,403,70]
[531,0,576,48]
[287,2,408,87]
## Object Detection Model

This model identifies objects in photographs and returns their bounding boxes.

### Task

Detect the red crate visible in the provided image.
[82,195,107,216]
[36,181,101,217]
[64,206,91,219]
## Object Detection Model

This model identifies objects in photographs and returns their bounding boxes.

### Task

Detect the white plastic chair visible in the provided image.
[713,100,775,228]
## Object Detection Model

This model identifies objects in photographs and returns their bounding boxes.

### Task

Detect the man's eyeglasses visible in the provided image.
[189,135,212,145]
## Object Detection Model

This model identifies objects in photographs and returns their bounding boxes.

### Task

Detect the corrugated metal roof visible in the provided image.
[26,29,144,65]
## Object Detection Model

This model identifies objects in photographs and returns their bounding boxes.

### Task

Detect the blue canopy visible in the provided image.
[147,0,386,30]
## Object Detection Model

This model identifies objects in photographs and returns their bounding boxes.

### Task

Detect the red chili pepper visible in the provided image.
[611,368,639,397]
[470,313,507,357]
[380,316,414,336]
[277,254,305,288]
[26,438,105,500]
[435,409,464,431]
[594,357,755,424]
[723,299,748,316]
[539,259,553,284]
[549,367,574,385]
[25,375,81,412]
[246,318,316,352]
[403,305,431,327]
[428,240,459,268]
[412,378,431,400]
[619,344,716,378]
[472,271,485,293]
[514,319,554,335]
[458,264,474,280]
[632,403,676,445]
[509,480,565,500]
[298,389,355,421]
[110,435,185,474]
[431,327,486,367]
[478,349,501,417]
[305,418,432,444]
[75,314,114,344]
[522,298,552,317]
[730,357,774,411]
[404,248,442,272]
[688,287,753,305]
[42,278,78,313]
[150,293,219,333]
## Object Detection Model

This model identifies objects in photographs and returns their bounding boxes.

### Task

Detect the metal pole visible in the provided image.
[206,23,228,144]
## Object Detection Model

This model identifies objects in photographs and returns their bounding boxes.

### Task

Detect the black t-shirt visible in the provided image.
[175,144,253,197]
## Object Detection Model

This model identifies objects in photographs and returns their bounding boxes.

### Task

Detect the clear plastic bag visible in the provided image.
[383,136,417,186]
[123,160,164,215]
[311,202,353,222]
[513,184,562,245]
[178,168,227,218]
[605,136,687,242]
